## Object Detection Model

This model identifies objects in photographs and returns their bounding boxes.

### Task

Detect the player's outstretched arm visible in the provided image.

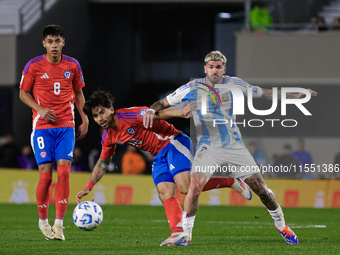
[261,88,318,100]
[76,157,111,204]
[155,103,194,121]
[19,89,57,122]
[74,88,89,141]
[143,97,171,129]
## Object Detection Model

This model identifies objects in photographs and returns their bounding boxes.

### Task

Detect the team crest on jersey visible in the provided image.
[127,128,135,135]
[139,109,147,117]
[40,151,47,158]
[221,93,230,103]
[63,71,72,79]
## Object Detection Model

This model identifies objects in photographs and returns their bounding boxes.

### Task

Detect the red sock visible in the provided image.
[202,177,235,191]
[55,165,70,220]
[163,197,183,233]
[36,172,53,220]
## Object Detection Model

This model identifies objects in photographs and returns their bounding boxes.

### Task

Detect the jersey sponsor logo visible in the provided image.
[68,151,73,157]
[154,133,174,141]
[127,128,135,135]
[64,71,72,79]
[40,151,47,158]
[139,109,147,117]
[170,164,175,171]
[40,73,49,79]
[127,138,142,147]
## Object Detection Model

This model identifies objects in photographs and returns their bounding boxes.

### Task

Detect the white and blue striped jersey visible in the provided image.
[166,75,263,149]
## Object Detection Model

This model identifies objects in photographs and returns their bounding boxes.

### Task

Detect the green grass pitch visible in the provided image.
[0,204,339,255]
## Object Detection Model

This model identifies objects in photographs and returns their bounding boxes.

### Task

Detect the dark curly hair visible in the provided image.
[83,90,115,116]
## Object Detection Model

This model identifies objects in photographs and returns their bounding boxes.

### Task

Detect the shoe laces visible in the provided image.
[40,224,54,236]
[54,224,65,232]
[281,226,293,237]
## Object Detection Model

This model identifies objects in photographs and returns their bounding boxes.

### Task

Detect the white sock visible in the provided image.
[39,219,48,227]
[268,204,286,231]
[182,211,196,239]
[54,219,63,226]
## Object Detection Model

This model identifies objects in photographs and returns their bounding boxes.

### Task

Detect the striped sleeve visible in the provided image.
[100,129,116,160]
[230,77,263,98]
[166,82,191,106]
[19,56,43,92]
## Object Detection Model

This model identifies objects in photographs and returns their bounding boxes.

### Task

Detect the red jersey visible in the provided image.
[100,107,182,159]
[19,54,85,130]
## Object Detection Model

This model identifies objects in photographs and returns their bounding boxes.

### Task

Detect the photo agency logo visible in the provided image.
[197,82,223,113]
[197,82,312,128]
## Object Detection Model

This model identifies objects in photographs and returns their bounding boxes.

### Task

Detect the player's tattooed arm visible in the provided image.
[155,103,193,120]
[143,97,171,129]
[150,97,171,113]
[76,156,112,203]
[90,157,112,183]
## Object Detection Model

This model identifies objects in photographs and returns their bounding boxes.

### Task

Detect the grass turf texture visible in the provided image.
[0,204,339,255]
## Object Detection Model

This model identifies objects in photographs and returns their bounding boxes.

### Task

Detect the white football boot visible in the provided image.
[231,177,252,200]
[39,223,54,240]
[160,232,191,246]
[52,224,65,241]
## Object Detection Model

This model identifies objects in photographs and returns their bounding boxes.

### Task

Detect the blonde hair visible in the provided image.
[204,51,227,65]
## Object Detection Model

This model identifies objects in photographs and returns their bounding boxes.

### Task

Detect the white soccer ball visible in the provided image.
[73,201,103,230]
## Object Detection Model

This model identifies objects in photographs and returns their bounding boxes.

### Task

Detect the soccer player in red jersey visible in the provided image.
[76,90,251,246]
[19,25,89,241]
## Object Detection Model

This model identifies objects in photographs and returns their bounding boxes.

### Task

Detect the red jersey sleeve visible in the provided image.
[71,59,85,91]
[99,129,116,160]
[19,56,39,92]
[136,107,149,121]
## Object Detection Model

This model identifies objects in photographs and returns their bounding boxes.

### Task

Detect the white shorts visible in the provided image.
[191,142,260,181]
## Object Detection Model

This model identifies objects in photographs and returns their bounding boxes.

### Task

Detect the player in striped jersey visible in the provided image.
[143,51,318,245]
[75,90,252,246]
[19,25,88,241]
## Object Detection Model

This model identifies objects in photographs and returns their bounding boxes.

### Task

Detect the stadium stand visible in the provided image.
[0,0,58,34]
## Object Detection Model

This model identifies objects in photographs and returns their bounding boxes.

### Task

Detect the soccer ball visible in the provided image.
[73,201,103,230]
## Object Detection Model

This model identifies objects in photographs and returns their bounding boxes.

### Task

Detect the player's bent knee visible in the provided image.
[188,179,204,197]
[177,184,188,195]
[173,170,190,194]
[190,174,206,188]
[158,192,174,203]
[57,165,71,179]
[38,163,53,174]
